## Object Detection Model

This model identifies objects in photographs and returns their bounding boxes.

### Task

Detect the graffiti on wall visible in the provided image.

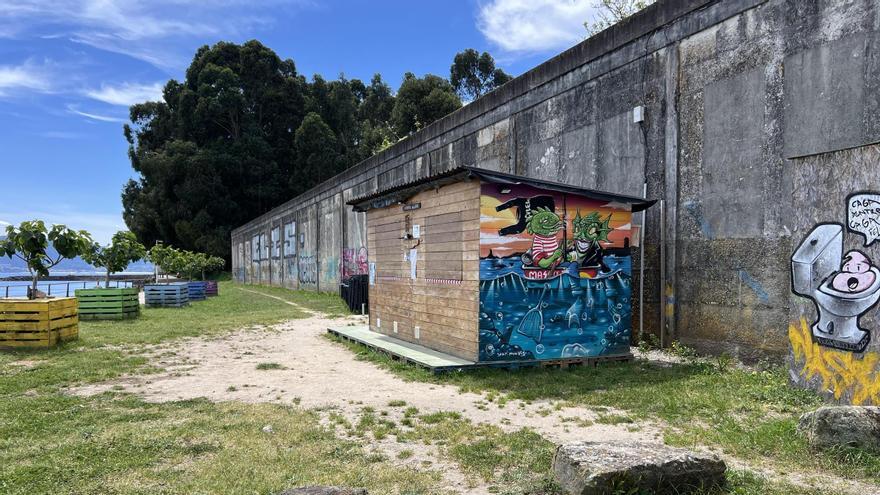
[790,192,880,405]
[298,255,317,285]
[479,183,635,362]
[342,247,368,279]
[791,222,879,353]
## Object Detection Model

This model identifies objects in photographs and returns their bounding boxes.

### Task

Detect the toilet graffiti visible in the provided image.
[790,192,880,405]
[847,192,880,246]
[791,223,878,353]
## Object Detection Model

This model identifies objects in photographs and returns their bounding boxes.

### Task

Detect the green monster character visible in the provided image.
[524,207,564,268]
[568,211,613,272]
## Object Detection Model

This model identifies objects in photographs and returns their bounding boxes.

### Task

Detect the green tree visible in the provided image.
[1,221,93,299]
[584,0,654,35]
[123,41,307,261]
[293,112,340,186]
[83,231,147,288]
[391,72,462,136]
[123,41,413,262]
[148,244,186,279]
[450,49,512,101]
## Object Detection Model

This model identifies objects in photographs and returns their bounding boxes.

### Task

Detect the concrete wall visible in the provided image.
[232,0,880,364]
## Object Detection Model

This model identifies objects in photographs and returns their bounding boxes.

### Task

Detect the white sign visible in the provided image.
[409,248,418,279]
[848,193,880,246]
[368,262,376,285]
[412,224,421,239]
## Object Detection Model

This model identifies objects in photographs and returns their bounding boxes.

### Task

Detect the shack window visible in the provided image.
[261,233,269,260]
[284,222,297,257]
[252,235,260,261]
[271,227,281,258]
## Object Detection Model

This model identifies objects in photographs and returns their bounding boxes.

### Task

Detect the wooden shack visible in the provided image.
[349,167,655,364]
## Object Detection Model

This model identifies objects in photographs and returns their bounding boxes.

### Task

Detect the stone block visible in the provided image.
[797,406,880,452]
[552,442,726,495]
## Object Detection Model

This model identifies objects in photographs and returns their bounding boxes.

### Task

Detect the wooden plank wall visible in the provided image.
[367,179,480,361]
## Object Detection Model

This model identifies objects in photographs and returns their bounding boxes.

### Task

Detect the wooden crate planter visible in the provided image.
[187,281,207,301]
[75,288,140,320]
[144,283,189,308]
[0,297,79,349]
[205,280,218,297]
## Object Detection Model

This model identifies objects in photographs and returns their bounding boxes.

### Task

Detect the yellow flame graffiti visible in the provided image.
[789,317,880,405]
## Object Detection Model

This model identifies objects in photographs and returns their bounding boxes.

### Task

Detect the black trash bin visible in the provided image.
[340,274,369,314]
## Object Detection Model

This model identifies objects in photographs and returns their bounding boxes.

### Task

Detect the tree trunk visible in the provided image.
[30,273,38,300]
[106,268,111,288]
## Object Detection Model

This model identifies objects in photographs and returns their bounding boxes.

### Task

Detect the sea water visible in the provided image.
[478,255,633,361]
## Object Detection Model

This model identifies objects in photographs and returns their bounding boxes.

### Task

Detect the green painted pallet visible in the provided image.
[75,288,141,320]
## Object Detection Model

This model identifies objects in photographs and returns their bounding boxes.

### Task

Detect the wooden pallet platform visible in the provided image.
[75,287,140,320]
[144,283,190,308]
[0,297,79,349]
[327,325,632,373]
[205,280,218,297]
[187,281,207,301]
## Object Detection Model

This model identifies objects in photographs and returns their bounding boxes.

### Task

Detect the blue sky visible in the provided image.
[0,0,601,242]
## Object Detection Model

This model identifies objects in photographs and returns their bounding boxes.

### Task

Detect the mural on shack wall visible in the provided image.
[790,192,880,405]
[479,182,634,362]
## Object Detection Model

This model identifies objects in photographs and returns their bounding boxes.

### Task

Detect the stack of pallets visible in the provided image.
[187,281,207,301]
[0,298,79,349]
[144,283,190,308]
[75,288,140,320]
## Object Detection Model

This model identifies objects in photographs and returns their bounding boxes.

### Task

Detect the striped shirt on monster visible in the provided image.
[525,206,564,269]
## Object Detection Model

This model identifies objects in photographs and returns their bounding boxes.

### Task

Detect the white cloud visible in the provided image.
[0,1,311,71]
[0,220,10,226]
[0,58,53,94]
[66,104,126,123]
[85,81,163,106]
[477,0,599,53]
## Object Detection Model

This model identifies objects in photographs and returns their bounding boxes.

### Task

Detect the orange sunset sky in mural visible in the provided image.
[479,192,635,258]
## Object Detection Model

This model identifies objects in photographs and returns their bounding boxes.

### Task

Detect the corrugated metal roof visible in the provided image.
[348,166,657,212]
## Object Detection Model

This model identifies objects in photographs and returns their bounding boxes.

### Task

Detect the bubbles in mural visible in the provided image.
[479,184,635,362]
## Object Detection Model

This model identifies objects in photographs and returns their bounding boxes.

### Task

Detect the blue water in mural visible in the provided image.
[478,256,632,361]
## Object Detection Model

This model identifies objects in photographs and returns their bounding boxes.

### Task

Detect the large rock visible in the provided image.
[552,442,726,495]
[278,488,367,495]
[797,406,880,452]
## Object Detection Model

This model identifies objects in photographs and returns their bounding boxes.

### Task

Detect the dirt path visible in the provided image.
[72,289,876,495]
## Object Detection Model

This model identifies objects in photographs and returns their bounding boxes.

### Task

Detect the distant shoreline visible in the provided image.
[0,273,153,282]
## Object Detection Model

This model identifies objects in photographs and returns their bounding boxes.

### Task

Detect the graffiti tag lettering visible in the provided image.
[298,255,317,285]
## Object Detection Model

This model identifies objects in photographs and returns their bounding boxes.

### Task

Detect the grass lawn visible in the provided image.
[2,282,876,494]
[331,335,880,493]
[0,283,446,495]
